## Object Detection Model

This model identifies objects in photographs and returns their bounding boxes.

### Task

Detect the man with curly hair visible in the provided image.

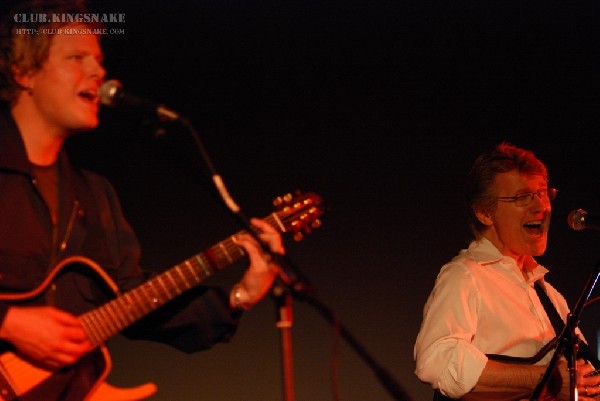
[0,1,284,400]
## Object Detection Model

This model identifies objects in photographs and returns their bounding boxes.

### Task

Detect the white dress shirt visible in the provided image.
[414,238,571,399]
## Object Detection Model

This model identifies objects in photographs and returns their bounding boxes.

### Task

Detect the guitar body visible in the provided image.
[89,381,158,401]
[0,345,156,401]
[434,389,554,401]
[0,258,156,401]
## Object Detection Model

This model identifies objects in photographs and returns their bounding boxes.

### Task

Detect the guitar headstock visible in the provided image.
[273,191,325,241]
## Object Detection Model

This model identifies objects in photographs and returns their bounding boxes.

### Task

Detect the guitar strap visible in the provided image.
[534,281,566,338]
[534,281,600,366]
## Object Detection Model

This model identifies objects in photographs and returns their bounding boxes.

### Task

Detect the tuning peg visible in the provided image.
[273,191,304,207]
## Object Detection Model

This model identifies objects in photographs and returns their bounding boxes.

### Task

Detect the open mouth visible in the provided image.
[523,220,544,236]
[78,89,98,104]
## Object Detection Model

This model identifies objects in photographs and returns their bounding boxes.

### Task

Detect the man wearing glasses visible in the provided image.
[414,142,600,400]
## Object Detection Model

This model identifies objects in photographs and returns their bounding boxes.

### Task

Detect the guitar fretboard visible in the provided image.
[76,194,322,347]
[79,230,250,346]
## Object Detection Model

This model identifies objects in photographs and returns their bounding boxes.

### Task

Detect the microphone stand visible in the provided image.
[530,261,600,401]
[273,282,296,401]
[298,290,415,401]
[177,116,412,401]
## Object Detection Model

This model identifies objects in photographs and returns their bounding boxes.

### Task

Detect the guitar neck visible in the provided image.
[76,191,324,347]
[79,220,275,346]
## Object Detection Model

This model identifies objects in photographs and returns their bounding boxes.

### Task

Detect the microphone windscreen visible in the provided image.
[567,208,586,231]
[98,79,122,107]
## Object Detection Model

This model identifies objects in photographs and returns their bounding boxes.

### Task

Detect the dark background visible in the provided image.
[65,1,600,400]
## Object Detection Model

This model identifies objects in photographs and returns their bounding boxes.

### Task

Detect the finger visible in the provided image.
[49,308,84,327]
[236,230,283,257]
[232,234,259,253]
[48,352,80,368]
[51,314,91,342]
[251,220,284,253]
[250,218,276,233]
[581,384,600,398]
[66,327,93,344]
[41,346,84,369]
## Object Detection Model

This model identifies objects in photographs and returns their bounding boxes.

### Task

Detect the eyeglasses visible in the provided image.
[496,188,557,207]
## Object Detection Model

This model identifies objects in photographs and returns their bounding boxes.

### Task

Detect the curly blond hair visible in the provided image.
[0,0,97,104]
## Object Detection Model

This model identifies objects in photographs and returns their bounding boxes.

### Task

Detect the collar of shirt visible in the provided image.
[461,237,548,285]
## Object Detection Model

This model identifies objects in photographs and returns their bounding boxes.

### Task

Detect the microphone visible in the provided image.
[98,79,180,121]
[567,209,600,231]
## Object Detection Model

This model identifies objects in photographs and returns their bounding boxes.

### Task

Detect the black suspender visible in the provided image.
[534,280,599,366]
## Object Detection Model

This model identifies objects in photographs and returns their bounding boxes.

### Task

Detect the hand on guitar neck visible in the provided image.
[227,218,283,311]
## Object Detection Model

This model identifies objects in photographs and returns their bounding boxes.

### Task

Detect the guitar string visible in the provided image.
[0,198,318,397]
[78,207,300,342]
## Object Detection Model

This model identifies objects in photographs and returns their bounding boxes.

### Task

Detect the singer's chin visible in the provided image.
[531,239,548,257]
[70,116,100,133]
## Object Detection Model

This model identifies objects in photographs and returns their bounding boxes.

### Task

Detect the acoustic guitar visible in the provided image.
[433,341,600,401]
[0,191,324,401]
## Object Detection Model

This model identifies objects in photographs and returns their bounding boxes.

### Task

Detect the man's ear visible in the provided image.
[11,64,33,91]
[475,208,493,227]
